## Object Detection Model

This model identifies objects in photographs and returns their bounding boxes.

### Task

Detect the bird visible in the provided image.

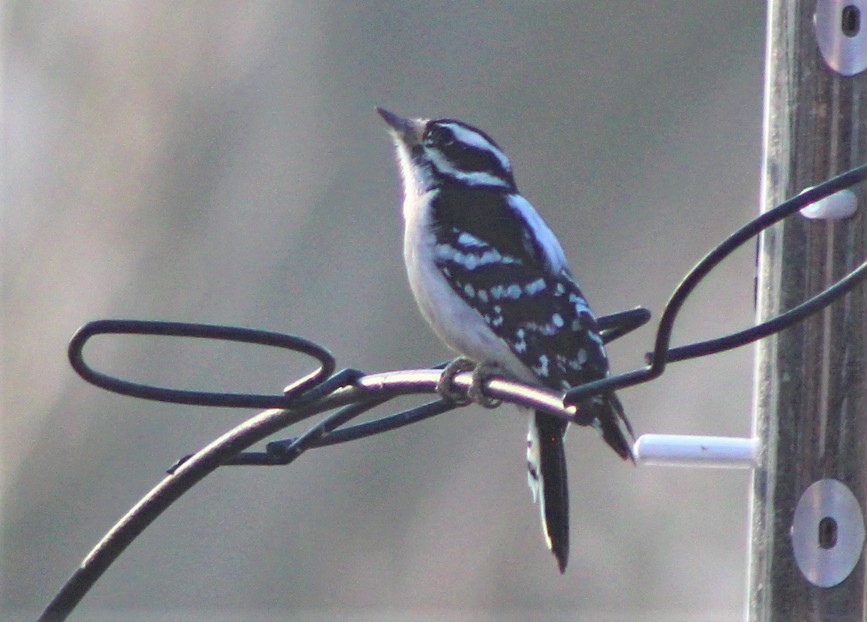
[377,107,634,573]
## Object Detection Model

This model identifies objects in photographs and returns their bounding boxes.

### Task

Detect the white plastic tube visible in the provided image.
[634,434,758,469]
[800,188,858,219]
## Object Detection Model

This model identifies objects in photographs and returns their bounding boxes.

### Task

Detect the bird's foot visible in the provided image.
[468,361,505,408]
[436,358,505,408]
[436,358,476,405]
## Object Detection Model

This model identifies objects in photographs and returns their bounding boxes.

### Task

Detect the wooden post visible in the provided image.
[749,1,867,620]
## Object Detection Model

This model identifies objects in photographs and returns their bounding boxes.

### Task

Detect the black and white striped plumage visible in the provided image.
[378,108,634,573]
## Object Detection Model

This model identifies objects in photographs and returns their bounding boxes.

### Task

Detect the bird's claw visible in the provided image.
[436,358,504,408]
[468,361,504,408]
[436,358,476,405]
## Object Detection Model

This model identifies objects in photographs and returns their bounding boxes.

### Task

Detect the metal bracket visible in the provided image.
[791,479,866,587]
[815,0,867,76]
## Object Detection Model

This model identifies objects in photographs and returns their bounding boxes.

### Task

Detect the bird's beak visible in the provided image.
[377,107,425,147]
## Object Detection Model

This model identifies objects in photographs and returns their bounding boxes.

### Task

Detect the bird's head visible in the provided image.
[377,108,516,196]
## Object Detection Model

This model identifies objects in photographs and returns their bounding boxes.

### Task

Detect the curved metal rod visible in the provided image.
[68,320,336,408]
[37,398,331,622]
[650,163,867,369]
[257,399,456,459]
[665,259,867,362]
[36,371,572,622]
[564,162,867,405]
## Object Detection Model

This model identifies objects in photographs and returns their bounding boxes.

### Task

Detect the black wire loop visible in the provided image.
[68,310,653,410]
[68,319,336,409]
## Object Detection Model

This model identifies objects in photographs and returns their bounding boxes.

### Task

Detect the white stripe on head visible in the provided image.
[426,149,512,188]
[440,122,512,172]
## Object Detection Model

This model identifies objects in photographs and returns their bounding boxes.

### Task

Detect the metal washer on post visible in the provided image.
[791,478,866,587]
[815,0,867,76]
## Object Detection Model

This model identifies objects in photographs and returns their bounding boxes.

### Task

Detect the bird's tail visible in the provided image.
[527,411,570,573]
[526,394,633,573]
[579,392,635,463]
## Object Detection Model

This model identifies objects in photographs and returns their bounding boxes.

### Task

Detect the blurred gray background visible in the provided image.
[4,2,766,620]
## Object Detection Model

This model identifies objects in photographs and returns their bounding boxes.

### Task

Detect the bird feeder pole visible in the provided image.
[748,1,867,620]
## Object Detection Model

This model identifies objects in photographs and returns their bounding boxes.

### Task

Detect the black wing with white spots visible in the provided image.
[430,188,609,392]
[429,185,634,458]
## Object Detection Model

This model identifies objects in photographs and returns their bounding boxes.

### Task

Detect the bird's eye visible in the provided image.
[426,126,455,148]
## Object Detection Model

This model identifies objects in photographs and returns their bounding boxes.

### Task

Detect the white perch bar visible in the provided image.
[634,434,758,469]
